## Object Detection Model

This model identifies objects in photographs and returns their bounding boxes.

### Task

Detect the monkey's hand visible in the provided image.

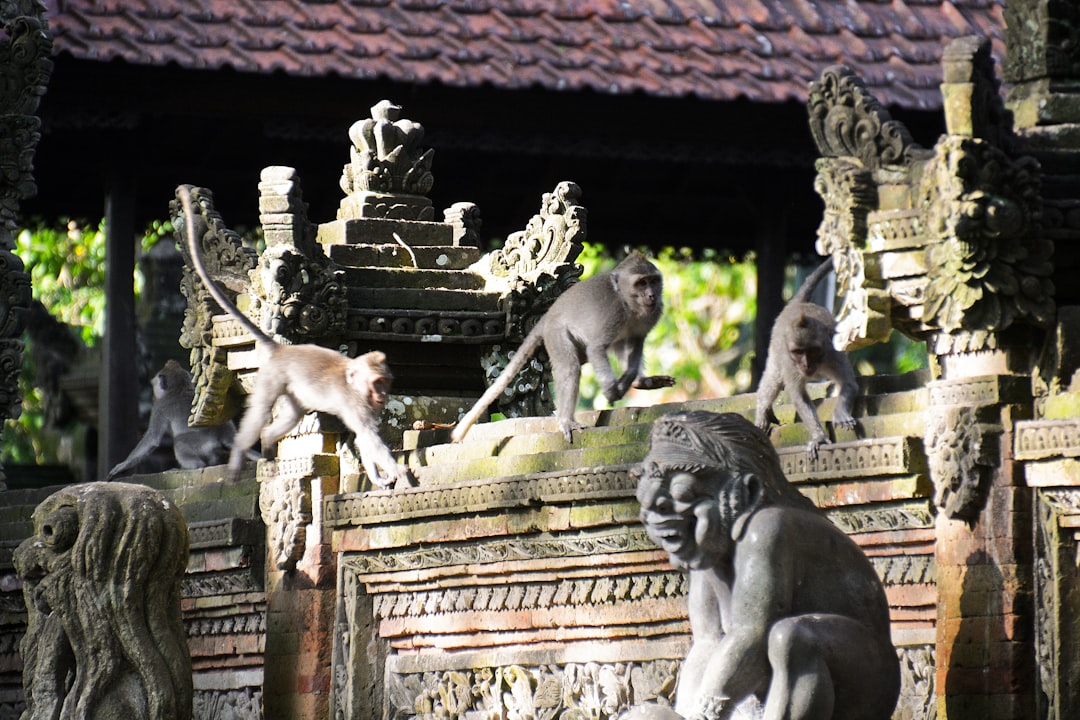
[632,375,676,391]
[807,438,824,462]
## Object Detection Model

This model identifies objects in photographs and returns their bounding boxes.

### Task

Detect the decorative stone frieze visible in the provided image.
[777,436,921,480]
[325,466,635,526]
[385,658,681,720]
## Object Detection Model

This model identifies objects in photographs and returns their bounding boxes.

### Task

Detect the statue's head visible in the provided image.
[636,411,810,569]
[14,482,192,720]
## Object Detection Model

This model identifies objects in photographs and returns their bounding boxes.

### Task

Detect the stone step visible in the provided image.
[327,243,480,270]
[411,441,649,487]
[348,287,502,312]
[317,216,456,248]
[403,378,931,486]
[340,266,487,291]
[407,417,653,469]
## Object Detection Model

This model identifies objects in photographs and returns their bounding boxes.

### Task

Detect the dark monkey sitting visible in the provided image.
[452,251,675,443]
[106,359,235,479]
[755,257,858,459]
[179,186,411,487]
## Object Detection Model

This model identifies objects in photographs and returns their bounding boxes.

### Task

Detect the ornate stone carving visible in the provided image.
[0,0,52,445]
[371,572,687,620]
[896,646,937,720]
[386,660,680,720]
[347,308,505,342]
[1016,418,1080,461]
[182,568,264,598]
[342,527,658,574]
[925,406,995,521]
[807,66,930,171]
[13,482,193,720]
[776,436,919,480]
[826,501,936,535]
[259,471,310,572]
[174,185,258,426]
[1031,487,1080,719]
[812,159,891,350]
[338,99,435,221]
[635,411,899,719]
[476,342,554,418]
[253,166,347,343]
[808,41,1052,361]
[917,135,1052,351]
[193,688,262,720]
[186,612,266,639]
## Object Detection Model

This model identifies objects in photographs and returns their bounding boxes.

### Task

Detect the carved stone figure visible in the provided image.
[13,482,193,720]
[630,411,899,720]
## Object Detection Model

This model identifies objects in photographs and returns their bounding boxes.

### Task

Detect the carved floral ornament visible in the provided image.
[925,405,995,522]
[807,66,929,172]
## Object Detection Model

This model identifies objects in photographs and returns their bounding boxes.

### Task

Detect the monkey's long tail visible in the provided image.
[450,330,544,443]
[178,185,274,346]
[790,255,835,304]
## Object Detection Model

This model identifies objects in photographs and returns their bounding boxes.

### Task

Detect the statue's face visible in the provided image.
[637,462,729,570]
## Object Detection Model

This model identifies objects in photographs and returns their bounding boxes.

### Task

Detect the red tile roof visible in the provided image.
[43,0,1005,110]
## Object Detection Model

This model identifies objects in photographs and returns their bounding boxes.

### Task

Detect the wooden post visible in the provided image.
[753,209,788,387]
[99,168,139,479]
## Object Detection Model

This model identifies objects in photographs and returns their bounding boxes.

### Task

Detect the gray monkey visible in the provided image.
[452,251,675,443]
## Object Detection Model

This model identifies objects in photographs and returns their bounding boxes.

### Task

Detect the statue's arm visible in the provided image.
[691,514,794,713]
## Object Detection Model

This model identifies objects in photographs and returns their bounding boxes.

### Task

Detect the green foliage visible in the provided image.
[17,219,108,345]
[3,217,171,466]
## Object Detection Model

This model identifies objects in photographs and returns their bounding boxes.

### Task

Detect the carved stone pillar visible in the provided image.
[0,1,52,486]
[1004,0,1080,308]
[808,36,1050,719]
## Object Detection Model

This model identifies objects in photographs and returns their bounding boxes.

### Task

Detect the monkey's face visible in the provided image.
[789,343,823,377]
[629,272,663,315]
[368,375,391,410]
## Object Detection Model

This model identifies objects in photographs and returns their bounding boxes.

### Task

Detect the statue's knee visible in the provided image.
[767,617,816,667]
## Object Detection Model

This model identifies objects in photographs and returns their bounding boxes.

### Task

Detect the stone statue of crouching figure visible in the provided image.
[628,411,899,720]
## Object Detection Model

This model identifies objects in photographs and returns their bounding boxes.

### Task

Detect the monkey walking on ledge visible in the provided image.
[451,251,675,444]
[754,256,858,460]
[179,185,412,487]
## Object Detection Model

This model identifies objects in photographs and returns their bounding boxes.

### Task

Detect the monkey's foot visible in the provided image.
[755,408,780,431]
[633,375,676,391]
[832,413,857,430]
[806,437,828,461]
[558,419,585,443]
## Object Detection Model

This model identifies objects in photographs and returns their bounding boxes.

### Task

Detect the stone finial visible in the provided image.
[338,100,435,221]
[14,482,193,720]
